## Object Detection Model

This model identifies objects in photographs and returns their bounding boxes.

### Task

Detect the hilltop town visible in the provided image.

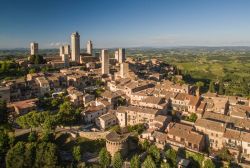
[1,32,250,168]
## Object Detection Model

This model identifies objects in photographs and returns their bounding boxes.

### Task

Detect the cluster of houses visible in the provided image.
[1,52,250,164]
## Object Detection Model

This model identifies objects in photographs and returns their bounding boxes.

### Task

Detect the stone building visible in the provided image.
[30,42,38,55]
[101,49,109,75]
[106,131,129,157]
[87,40,93,55]
[71,32,80,63]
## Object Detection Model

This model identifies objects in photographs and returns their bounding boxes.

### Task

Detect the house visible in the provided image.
[187,96,200,113]
[10,99,38,115]
[195,118,226,150]
[137,97,169,111]
[101,90,121,108]
[241,132,250,161]
[83,93,95,106]
[212,97,229,114]
[119,105,161,126]
[4,78,27,101]
[151,131,167,149]
[26,73,45,81]
[115,108,127,127]
[35,77,50,96]
[170,83,190,94]
[223,128,242,160]
[47,76,60,88]
[95,113,117,130]
[67,87,84,106]
[165,122,205,152]
[196,101,207,118]
[149,115,172,131]
[229,105,250,119]
[124,80,154,96]
[83,100,111,123]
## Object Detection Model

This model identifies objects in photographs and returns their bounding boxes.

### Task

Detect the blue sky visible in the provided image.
[0,0,250,49]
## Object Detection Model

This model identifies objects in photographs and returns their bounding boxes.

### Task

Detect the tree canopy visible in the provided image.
[130,154,140,168]
[142,155,156,168]
[112,152,123,168]
[99,148,111,168]
[6,141,59,168]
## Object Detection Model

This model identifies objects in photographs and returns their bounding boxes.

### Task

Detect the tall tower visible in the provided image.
[101,49,109,75]
[62,54,69,67]
[118,48,125,63]
[64,45,71,55]
[71,32,80,63]
[87,40,93,55]
[30,42,38,55]
[115,50,119,61]
[59,46,64,57]
[120,62,129,78]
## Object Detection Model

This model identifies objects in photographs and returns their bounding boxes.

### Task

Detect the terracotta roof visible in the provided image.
[167,122,204,145]
[11,98,38,109]
[188,96,199,106]
[141,97,164,105]
[126,105,159,115]
[223,128,241,141]
[99,113,116,121]
[101,90,120,99]
[106,131,129,142]
[195,118,226,133]
[154,115,170,123]
[152,131,166,141]
[241,132,250,143]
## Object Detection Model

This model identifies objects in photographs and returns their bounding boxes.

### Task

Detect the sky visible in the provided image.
[0,0,250,49]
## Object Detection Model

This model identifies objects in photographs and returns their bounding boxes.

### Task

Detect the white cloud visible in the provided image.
[49,42,67,47]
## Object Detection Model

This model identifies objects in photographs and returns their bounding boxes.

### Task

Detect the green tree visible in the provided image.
[203,158,215,168]
[187,113,198,122]
[58,101,80,126]
[209,81,215,93]
[130,154,140,168]
[28,131,38,142]
[0,100,8,124]
[99,148,111,168]
[112,152,123,168]
[140,140,150,151]
[29,55,35,63]
[72,145,81,162]
[160,162,171,168]
[217,147,233,162]
[29,68,36,74]
[0,130,11,164]
[16,111,57,133]
[24,142,37,167]
[16,111,40,130]
[35,142,58,168]
[165,148,177,167]
[34,55,44,64]
[6,142,26,168]
[41,131,55,142]
[142,155,156,168]
[148,145,161,164]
